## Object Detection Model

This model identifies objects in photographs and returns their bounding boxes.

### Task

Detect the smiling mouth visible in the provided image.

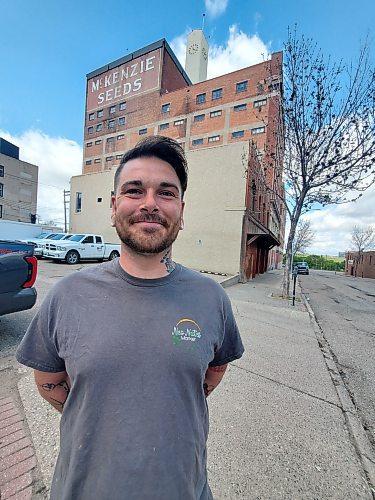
[129,215,168,227]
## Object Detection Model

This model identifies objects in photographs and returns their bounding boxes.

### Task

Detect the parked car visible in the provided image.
[296,262,310,275]
[43,234,120,264]
[21,232,63,259]
[37,233,72,258]
[0,240,38,316]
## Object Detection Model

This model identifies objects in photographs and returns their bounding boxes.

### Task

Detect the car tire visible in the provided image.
[65,250,80,265]
[108,251,120,260]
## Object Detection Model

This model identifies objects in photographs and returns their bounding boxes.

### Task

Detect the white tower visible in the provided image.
[185,29,208,84]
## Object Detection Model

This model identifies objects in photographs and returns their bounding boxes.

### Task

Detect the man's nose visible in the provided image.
[140,190,158,212]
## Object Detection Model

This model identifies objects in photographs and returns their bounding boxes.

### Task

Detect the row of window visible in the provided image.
[191,127,265,146]
[86,154,123,166]
[88,117,126,134]
[87,97,267,136]
[89,102,126,120]
[87,135,125,147]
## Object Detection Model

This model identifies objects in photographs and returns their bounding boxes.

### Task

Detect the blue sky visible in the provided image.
[1,0,374,253]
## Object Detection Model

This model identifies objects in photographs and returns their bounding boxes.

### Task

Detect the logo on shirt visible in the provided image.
[172,319,202,350]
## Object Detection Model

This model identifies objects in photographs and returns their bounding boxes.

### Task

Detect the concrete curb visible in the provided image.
[219,274,239,288]
[300,285,375,496]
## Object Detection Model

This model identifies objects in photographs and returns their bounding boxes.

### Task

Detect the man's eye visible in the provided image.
[124,189,142,195]
[159,191,176,197]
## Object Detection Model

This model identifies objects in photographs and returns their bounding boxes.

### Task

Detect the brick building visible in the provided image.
[345,251,375,279]
[70,32,285,279]
[0,138,38,223]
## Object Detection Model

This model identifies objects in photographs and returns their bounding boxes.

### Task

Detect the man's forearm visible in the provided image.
[203,364,228,397]
[34,370,71,413]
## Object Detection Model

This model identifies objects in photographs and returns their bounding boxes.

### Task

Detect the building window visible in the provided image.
[89,113,94,121]
[95,139,102,145]
[208,135,220,143]
[254,98,267,108]
[86,142,93,148]
[116,154,123,160]
[161,103,170,113]
[97,110,103,118]
[174,119,184,126]
[139,128,147,135]
[119,102,126,111]
[97,197,103,203]
[251,126,265,135]
[106,156,113,161]
[194,114,205,122]
[212,88,222,100]
[75,192,82,213]
[0,204,2,218]
[210,110,222,118]
[232,130,245,138]
[0,182,3,197]
[109,106,116,114]
[85,160,92,165]
[96,123,103,132]
[236,81,248,93]
[196,93,206,104]
[88,126,93,135]
[94,158,101,163]
[159,123,169,130]
[108,120,115,129]
[234,104,247,112]
[192,138,204,146]
[119,117,126,125]
[117,134,125,140]
[107,137,115,143]
[0,165,3,177]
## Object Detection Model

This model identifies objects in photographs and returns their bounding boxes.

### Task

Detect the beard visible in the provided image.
[114,212,181,254]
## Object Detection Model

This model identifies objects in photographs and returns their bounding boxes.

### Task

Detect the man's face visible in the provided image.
[111,156,185,255]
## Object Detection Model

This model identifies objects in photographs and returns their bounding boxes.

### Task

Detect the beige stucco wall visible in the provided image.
[70,142,247,275]
[0,154,38,222]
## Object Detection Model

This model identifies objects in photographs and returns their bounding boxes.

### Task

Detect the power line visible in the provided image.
[1,171,70,189]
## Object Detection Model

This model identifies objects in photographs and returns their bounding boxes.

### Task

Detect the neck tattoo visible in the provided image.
[160,250,176,273]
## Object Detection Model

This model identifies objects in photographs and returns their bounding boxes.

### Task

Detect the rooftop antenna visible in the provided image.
[202,13,205,31]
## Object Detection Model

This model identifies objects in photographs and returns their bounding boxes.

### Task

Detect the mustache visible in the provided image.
[128,213,169,227]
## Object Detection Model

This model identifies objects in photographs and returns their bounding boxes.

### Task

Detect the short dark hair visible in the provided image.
[114,136,188,197]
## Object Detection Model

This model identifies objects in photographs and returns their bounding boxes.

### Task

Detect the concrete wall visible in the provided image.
[70,142,247,275]
[0,153,38,223]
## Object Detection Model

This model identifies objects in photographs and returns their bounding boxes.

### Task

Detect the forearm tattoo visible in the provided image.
[40,381,70,409]
[208,365,227,372]
[160,249,176,273]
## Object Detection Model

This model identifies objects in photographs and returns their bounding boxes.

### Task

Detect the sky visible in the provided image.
[1,0,374,254]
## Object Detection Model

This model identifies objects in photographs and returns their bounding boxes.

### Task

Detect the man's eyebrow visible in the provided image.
[119,180,143,190]
[160,181,180,191]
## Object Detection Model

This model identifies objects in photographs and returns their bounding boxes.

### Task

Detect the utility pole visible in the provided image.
[63,190,70,233]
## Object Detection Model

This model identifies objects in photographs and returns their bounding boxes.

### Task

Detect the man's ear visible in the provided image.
[180,201,185,230]
[111,195,117,227]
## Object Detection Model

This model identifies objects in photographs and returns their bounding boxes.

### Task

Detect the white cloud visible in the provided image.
[300,184,375,255]
[204,0,228,18]
[171,25,271,80]
[0,129,82,226]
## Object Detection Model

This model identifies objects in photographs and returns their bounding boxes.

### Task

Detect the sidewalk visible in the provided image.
[8,270,375,499]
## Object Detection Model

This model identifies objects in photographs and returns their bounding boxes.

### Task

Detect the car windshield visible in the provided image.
[67,234,85,242]
[297,262,308,266]
[63,235,73,240]
[36,232,49,239]
[46,233,58,239]
[50,234,64,240]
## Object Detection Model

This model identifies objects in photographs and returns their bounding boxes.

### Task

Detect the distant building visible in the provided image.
[0,138,38,223]
[338,252,346,258]
[345,251,375,279]
[70,33,285,279]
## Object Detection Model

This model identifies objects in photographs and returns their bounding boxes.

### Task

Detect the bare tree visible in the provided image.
[270,28,375,297]
[293,220,315,257]
[350,225,375,276]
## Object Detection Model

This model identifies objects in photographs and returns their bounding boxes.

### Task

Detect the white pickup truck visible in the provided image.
[43,234,121,264]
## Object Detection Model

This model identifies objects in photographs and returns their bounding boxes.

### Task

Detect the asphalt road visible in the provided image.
[299,270,375,452]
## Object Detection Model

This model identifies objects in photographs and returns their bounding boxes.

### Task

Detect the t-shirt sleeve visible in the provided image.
[209,292,244,366]
[16,287,66,373]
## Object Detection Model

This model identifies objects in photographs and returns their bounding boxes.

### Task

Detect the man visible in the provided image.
[16,136,244,500]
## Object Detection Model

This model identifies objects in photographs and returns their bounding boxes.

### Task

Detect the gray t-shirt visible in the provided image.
[16,260,244,500]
